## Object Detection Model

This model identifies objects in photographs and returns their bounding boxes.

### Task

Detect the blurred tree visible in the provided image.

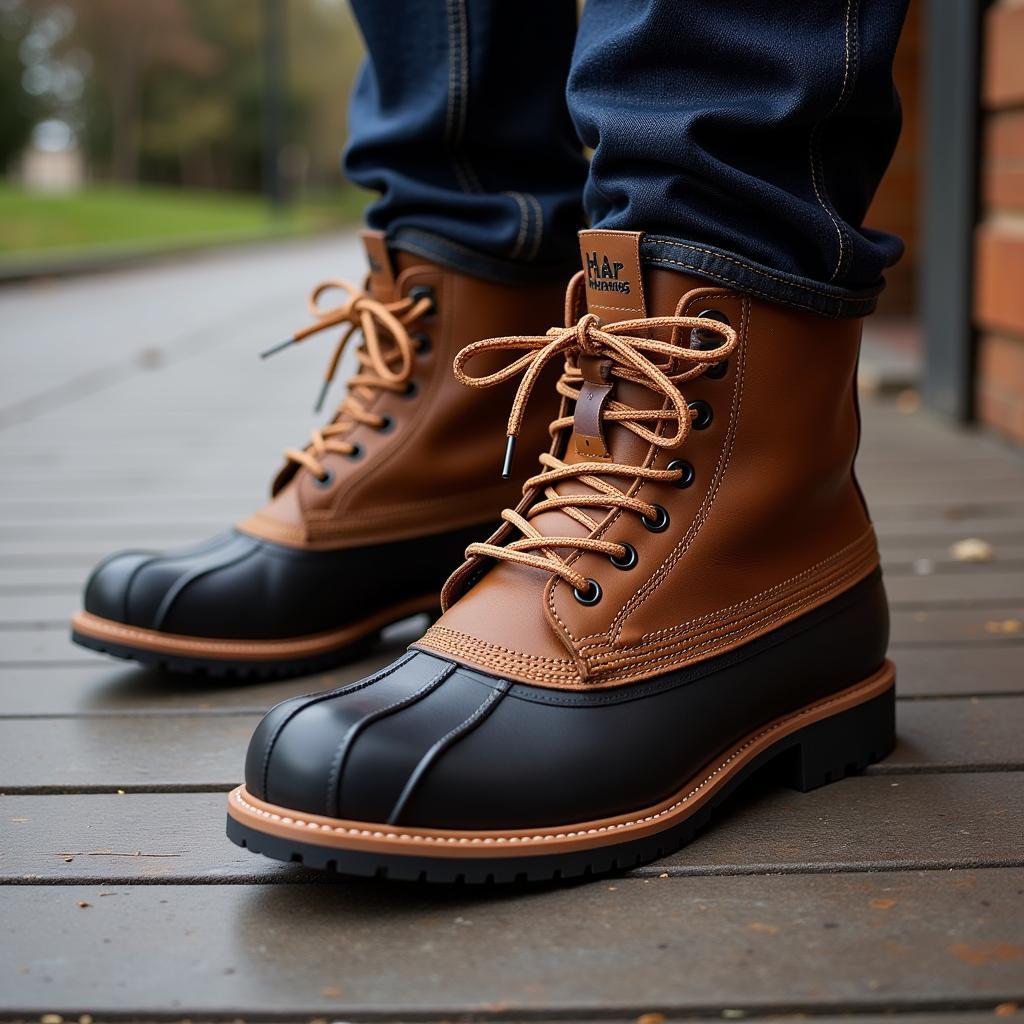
[0,1,43,171]
[62,0,217,182]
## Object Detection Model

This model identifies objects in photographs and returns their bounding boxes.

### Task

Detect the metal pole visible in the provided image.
[262,0,287,210]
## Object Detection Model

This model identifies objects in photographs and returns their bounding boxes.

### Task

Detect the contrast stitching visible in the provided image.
[809,0,860,282]
[506,191,531,260]
[444,0,482,194]
[523,192,545,262]
[646,238,858,299]
[232,667,889,846]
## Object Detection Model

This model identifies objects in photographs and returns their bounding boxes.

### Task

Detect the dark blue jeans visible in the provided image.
[345,0,909,317]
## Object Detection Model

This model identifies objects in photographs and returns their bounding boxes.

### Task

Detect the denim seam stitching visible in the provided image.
[809,0,860,283]
[645,238,864,299]
[524,192,544,261]
[505,191,531,260]
[444,0,482,194]
[648,254,871,317]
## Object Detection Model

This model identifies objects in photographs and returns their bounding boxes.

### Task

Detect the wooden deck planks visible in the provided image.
[1,239,1022,1018]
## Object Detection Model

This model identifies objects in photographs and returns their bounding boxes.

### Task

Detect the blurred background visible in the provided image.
[0,0,364,267]
[0,0,1021,447]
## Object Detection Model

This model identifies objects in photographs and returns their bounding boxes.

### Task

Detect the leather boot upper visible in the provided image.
[415,229,879,689]
[240,232,565,550]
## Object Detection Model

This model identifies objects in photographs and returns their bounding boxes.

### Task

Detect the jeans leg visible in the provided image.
[567,0,910,317]
[345,0,587,284]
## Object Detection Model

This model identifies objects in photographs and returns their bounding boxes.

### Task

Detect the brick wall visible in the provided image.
[976,1,1024,446]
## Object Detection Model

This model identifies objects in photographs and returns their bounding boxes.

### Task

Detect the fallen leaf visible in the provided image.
[950,538,994,562]
[949,942,1024,966]
[896,389,920,415]
[870,898,896,910]
[76,900,90,908]
[636,1014,666,1024]
[748,921,779,934]
[994,1004,1019,1017]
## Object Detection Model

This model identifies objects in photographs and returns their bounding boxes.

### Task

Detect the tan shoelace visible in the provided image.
[262,280,432,481]
[452,308,738,592]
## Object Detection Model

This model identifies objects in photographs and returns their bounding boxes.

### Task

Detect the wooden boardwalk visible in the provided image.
[1,236,1023,1021]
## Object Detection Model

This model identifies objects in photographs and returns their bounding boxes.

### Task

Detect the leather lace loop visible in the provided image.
[452,307,738,592]
[263,280,432,481]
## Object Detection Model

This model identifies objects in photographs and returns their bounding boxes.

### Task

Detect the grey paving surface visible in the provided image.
[1,236,1023,1020]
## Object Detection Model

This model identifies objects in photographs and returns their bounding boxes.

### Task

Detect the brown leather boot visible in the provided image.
[227,228,895,879]
[71,232,564,677]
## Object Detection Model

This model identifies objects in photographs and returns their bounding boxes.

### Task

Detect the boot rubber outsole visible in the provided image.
[226,660,896,881]
[69,597,439,679]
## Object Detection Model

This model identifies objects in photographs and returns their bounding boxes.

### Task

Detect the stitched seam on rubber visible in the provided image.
[387,679,510,825]
[810,0,859,282]
[233,668,890,845]
[325,661,456,817]
[259,651,417,799]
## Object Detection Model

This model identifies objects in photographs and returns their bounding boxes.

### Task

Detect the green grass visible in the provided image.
[0,183,366,268]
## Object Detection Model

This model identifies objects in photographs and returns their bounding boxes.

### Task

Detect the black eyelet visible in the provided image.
[573,578,603,605]
[705,359,729,380]
[609,543,638,570]
[690,309,730,350]
[347,444,364,460]
[377,414,395,433]
[667,459,695,489]
[414,333,431,355]
[641,504,670,533]
[402,380,418,398]
[409,285,437,315]
[314,469,334,488]
[689,399,713,430]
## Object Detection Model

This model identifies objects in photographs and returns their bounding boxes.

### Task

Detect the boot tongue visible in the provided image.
[527,230,667,543]
[361,229,400,302]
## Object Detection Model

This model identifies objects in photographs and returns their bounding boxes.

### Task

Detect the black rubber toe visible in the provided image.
[246,569,890,831]
[79,524,487,641]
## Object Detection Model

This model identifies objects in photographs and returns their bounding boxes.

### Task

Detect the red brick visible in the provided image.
[974,223,1024,335]
[983,2,1024,109]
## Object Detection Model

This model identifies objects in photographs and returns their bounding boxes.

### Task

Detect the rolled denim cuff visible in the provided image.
[389,227,581,288]
[641,235,883,320]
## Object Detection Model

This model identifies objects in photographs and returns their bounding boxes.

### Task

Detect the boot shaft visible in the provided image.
[240,233,566,548]
[421,229,880,688]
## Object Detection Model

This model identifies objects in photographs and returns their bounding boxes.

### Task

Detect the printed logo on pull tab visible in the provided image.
[578,230,646,323]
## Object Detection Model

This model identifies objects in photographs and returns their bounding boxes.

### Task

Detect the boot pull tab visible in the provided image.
[574,354,615,461]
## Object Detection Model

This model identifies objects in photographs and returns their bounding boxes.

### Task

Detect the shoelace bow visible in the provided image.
[452,311,738,592]
[261,280,432,481]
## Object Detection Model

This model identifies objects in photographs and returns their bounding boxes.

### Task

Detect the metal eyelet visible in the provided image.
[641,504,670,533]
[690,309,730,350]
[377,414,395,433]
[414,333,431,355]
[705,359,729,380]
[409,285,437,315]
[347,444,364,460]
[314,469,334,488]
[573,578,603,605]
[609,543,638,570]
[689,399,713,430]
[667,459,695,489]
[402,380,418,398]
